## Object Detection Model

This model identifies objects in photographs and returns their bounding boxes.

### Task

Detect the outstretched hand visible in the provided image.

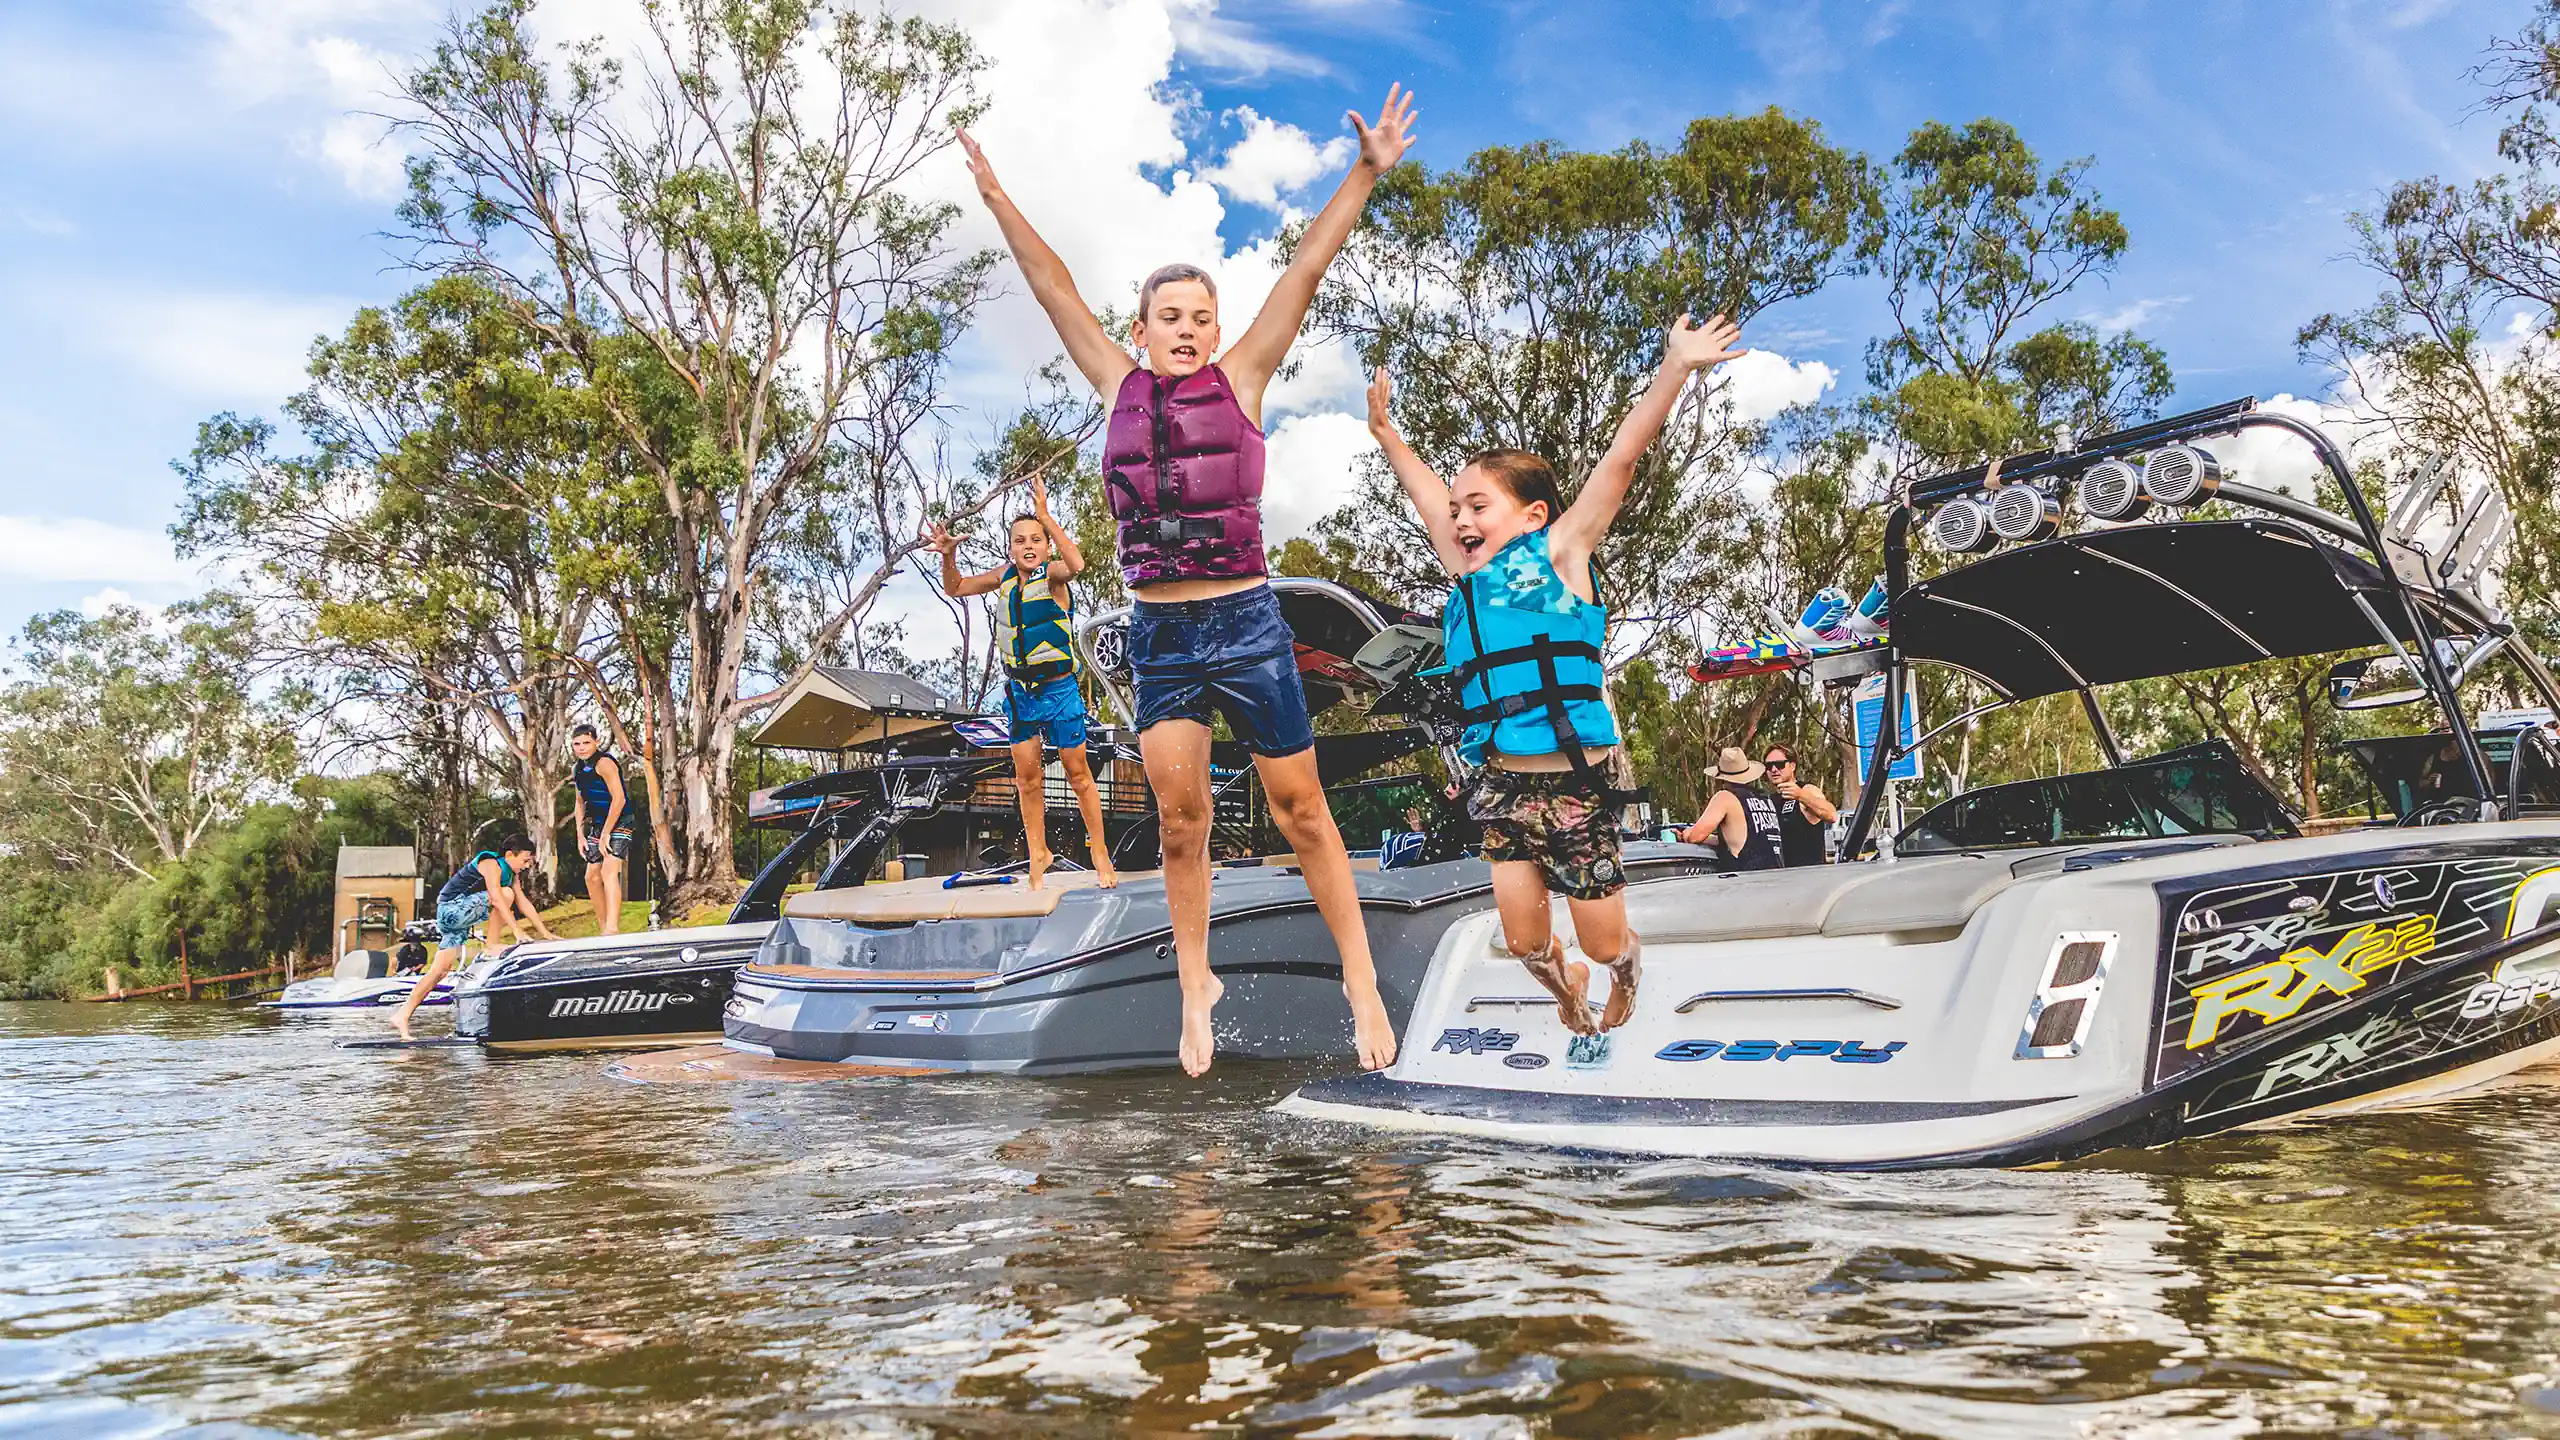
[1028,472,1051,516]
[1348,83,1420,176]
[921,520,960,556]
[955,128,1001,204]
[1365,367,1397,437]
[1663,312,1747,373]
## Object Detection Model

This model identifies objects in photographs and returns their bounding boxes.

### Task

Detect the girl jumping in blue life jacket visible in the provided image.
[924,474,1119,891]
[1367,313,1748,1035]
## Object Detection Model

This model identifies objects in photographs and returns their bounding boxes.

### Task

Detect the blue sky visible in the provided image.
[0,0,2526,647]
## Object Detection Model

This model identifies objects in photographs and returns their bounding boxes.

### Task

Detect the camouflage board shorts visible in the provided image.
[1466,764,1626,900]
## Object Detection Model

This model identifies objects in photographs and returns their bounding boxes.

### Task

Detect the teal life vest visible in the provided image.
[437,850,513,905]
[996,563,1078,684]
[1442,529,1620,784]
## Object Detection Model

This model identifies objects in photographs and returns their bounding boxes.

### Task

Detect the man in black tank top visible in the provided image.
[1678,748,1786,871]
[1764,743,1837,866]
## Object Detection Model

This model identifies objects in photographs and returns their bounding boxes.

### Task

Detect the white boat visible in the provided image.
[266,922,457,1010]
[1284,397,2560,1166]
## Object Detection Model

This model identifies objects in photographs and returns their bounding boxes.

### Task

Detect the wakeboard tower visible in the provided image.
[720,576,1718,1073]
[1285,397,2560,1167]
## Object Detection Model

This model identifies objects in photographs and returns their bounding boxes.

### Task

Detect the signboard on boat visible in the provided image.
[1852,673,1919,783]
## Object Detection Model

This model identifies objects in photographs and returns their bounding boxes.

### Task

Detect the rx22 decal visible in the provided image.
[2152,855,2553,1088]
[1654,1039,1905,1063]
[1433,1027,1519,1056]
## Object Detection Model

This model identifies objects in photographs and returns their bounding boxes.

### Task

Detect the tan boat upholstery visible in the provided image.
[784,870,1142,923]
[1624,854,2030,944]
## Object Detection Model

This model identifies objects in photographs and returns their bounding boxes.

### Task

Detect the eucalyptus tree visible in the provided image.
[177,275,603,887]
[0,599,300,881]
[393,0,1023,908]
[1304,108,1881,668]
[1867,118,2171,471]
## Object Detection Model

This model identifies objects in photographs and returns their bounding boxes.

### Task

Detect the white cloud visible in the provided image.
[1163,0,1331,77]
[1718,350,1837,423]
[72,287,346,403]
[1261,411,1377,544]
[76,587,168,621]
[1203,107,1352,210]
[4,207,75,236]
[2082,295,2187,334]
[0,518,194,586]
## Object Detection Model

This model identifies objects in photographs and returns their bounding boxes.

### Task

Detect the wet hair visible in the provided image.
[1009,513,1048,537]
[1139,263,1218,316]
[570,723,597,740]
[1462,449,1566,528]
[496,833,534,855]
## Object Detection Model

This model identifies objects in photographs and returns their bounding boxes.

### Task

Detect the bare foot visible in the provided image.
[390,1011,415,1043]
[1519,937,1597,1035]
[1179,975,1225,1077]
[1544,958,1598,1036]
[1088,842,1119,889]
[1349,987,1398,1070]
[1597,936,1644,1032]
[1026,847,1052,890]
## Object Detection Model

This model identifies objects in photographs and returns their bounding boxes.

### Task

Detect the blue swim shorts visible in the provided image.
[1128,584,1314,758]
[1005,671,1090,751]
[435,892,491,950]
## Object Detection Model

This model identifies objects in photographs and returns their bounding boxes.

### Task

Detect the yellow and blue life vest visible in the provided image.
[996,563,1078,685]
[1442,529,1620,783]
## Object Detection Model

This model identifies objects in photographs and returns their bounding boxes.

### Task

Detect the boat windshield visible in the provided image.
[2339,728,2560,817]
[1897,741,2300,855]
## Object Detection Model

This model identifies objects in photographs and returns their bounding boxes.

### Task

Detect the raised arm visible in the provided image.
[958,130,1136,398]
[922,521,1006,598]
[1029,474,1085,582]
[1220,85,1420,408]
[1366,368,1465,575]
[1550,314,1747,567]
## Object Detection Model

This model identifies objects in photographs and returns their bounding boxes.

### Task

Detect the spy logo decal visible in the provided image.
[1655,1039,1906,1063]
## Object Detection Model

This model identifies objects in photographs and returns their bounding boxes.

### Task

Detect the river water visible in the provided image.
[9,1002,2560,1438]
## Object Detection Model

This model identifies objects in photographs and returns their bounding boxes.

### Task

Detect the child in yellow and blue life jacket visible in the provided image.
[923,474,1118,890]
[1365,313,1748,1036]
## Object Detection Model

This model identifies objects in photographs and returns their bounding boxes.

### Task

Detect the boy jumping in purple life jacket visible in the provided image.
[956,85,1422,1077]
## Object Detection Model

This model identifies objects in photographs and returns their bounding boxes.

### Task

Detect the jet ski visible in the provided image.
[450,752,1008,1052]
[723,577,1719,1072]
[265,920,452,1010]
[1285,398,2560,1167]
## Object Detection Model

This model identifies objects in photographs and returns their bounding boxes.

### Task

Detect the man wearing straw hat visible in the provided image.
[1679,747,1786,872]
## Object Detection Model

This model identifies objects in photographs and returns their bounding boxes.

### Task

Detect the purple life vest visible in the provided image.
[1101,363,1267,586]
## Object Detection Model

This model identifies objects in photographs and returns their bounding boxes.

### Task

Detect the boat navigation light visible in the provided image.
[1986,484,2062,543]
[2076,457,2150,522]
[2141,444,2224,507]
[1927,497,1998,554]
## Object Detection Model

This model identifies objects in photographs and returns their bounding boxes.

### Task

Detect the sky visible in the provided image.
[0,0,2531,663]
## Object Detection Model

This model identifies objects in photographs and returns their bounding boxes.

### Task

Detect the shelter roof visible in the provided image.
[750,667,975,751]
[1894,519,2468,701]
[335,845,417,880]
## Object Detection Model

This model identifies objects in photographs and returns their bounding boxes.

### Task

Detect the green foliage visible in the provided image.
[0,598,301,881]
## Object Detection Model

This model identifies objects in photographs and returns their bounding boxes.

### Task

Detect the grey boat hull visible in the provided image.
[723,843,1715,1073]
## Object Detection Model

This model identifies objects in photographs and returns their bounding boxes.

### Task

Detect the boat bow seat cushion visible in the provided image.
[785,871,1124,924]
[1622,855,2024,944]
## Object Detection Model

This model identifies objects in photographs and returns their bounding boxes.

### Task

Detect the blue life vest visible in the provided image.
[1442,529,1620,778]
[996,563,1078,684]
[438,850,514,905]
[573,750,619,817]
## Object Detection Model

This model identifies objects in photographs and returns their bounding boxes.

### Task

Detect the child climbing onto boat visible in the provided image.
[391,836,551,1041]
[1366,313,1747,1035]
[923,474,1118,891]
[957,85,1421,1077]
